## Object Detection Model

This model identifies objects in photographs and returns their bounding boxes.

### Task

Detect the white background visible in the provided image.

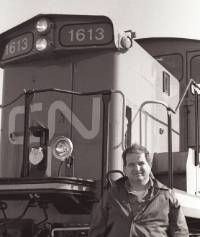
[1,0,200,39]
[1,0,200,103]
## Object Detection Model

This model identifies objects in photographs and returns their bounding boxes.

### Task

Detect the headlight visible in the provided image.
[52,136,73,161]
[36,18,50,33]
[35,38,48,51]
[29,147,44,165]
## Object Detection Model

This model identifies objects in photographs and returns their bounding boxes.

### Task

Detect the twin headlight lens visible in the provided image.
[35,18,51,51]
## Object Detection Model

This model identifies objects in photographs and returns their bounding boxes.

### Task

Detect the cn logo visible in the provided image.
[8,98,101,144]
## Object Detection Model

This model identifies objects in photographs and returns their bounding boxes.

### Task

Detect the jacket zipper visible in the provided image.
[133,188,161,221]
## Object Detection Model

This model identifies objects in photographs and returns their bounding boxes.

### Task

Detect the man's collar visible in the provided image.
[125,177,154,193]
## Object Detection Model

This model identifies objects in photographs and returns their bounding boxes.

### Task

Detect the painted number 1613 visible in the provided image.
[67,27,105,42]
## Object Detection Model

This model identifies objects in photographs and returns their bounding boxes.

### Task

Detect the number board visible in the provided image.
[59,23,113,47]
[2,33,33,61]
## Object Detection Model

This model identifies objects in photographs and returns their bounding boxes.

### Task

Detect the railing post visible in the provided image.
[167,110,173,189]
[195,91,199,166]
[21,91,33,177]
[101,93,111,196]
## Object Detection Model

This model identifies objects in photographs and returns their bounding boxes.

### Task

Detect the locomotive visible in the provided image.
[0,14,199,236]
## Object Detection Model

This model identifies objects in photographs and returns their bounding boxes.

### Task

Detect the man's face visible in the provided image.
[124,152,151,185]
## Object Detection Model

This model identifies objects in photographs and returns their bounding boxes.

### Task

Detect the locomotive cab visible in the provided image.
[0,13,200,236]
[0,14,119,235]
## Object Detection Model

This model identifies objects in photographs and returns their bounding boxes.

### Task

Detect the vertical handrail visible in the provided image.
[21,91,33,177]
[195,92,199,166]
[167,110,173,188]
[139,100,174,188]
[175,79,194,113]
[174,78,200,167]
[101,93,111,196]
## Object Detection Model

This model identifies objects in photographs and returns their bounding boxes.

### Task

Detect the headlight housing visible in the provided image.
[35,38,48,51]
[52,136,73,161]
[36,18,50,33]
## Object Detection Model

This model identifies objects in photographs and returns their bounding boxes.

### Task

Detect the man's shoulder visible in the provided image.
[107,176,127,195]
[153,178,169,190]
[115,176,127,186]
[153,178,178,200]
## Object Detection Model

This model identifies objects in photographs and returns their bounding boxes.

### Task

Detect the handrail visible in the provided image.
[22,88,116,177]
[139,100,174,188]
[139,78,200,188]
[194,92,199,166]
[175,78,200,113]
[139,100,175,145]
[175,78,200,166]
[139,79,200,118]
[21,88,126,185]
[139,78,200,144]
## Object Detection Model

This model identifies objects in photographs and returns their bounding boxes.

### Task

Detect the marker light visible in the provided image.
[29,147,44,165]
[36,18,49,33]
[120,36,132,49]
[35,38,48,51]
[52,136,73,161]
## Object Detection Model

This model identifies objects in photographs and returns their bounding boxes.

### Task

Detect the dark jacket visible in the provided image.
[89,177,189,237]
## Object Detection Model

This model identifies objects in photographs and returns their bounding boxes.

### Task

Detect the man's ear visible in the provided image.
[150,152,155,167]
[123,165,127,174]
[150,172,155,179]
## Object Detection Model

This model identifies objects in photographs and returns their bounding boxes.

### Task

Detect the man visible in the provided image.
[89,143,189,237]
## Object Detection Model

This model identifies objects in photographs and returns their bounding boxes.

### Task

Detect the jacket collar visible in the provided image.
[152,177,169,190]
[116,175,169,191]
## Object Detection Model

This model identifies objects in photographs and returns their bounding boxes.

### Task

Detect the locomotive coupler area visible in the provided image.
[0,177,96,236]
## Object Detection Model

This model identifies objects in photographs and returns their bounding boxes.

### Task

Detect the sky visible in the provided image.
[2,0,200,103]
[1,0,200,93]
[0,1,199,129]
[1,0,200,39]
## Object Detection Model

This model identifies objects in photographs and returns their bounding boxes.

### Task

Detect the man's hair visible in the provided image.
[122,143,152,166]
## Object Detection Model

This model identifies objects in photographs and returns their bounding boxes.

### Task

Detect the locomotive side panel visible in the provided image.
[108,40,180,172]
